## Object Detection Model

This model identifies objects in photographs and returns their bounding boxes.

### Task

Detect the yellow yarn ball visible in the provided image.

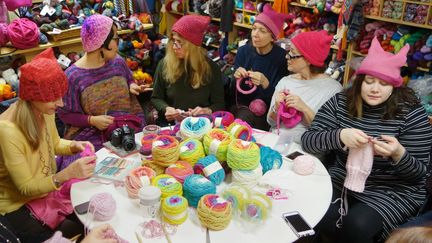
[203,128,232,162]
[227,139,260,170]
[197,194,232,230]
[152,135,180,167]
[161,195,189,225]
[151,174,183,199]
[179,138,206,165]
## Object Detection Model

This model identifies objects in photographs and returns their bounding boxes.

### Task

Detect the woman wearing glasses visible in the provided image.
[57,14,146,170]
[151,15,225,125]
[267,30,342,143]
[231,4,289,130]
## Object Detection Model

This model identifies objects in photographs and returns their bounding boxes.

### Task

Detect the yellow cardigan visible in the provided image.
[0,111,73,215]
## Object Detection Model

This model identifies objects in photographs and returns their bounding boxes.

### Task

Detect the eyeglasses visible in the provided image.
[286,52,303,60]
[112,36,120,44]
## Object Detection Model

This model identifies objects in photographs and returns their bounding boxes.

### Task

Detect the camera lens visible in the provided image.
[122,135,136,151]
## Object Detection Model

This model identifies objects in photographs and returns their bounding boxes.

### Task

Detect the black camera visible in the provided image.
[110,125,136,151]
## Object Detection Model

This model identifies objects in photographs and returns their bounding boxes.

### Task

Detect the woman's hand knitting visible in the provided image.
[165,107,180,121]
[66,156,96,179]
[285,94,307,112]
[130,83,152,95]
[234,67,248,79]
[248,71,269,89]
[70,141,94,154]
[340,128,370,149]
[371,135,406,163]
[81,224,118,243]
[90,115,114,130]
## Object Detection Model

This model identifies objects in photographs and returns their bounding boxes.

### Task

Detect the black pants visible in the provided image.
[230,105,270,131]
[2,206,83,243]
[315,189,384,243]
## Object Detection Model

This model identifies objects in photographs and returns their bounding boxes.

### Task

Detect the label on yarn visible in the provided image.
[215,197,227,205]
[240,140,251,147]
[203,161,223,177]
[180,146,189,153]
[230,125,241,136]
[214,117,223,127]
[198,177,210,184]
[152,140,165,148]
[163,210,187,221]
[140,176,150,187]
[190,117,199,124]
[165,178,178,185]
[209,139,221,155]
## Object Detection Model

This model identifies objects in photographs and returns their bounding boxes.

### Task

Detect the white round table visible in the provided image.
[71,131,332,243]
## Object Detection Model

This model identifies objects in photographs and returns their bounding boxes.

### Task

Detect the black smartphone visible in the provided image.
[74,201,90,215]
[282,211,315,237]
[286,151,304,160]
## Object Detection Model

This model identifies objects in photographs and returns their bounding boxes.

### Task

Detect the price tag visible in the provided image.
[57,54,71,68]
[47,7,56,16]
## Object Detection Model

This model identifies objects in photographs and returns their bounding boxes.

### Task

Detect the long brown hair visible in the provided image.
[346,74,420,119]
[13,99,42,150]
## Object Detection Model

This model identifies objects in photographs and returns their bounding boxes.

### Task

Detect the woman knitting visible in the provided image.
[231,4,289,130]
[301,37,432,242]
[267,31,342,144]
[57,14,146,170]
[151,15,225,126]
[0,48,96,242]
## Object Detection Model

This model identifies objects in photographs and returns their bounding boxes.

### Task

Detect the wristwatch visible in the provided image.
[52,176,62,188]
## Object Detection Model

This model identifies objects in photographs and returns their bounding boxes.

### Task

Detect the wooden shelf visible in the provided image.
[235,8,243,11]
[243,9,257,14]
[289,2,314,9]
[212,17,221,22]
[364,15,432,30]
[234,22,253,29]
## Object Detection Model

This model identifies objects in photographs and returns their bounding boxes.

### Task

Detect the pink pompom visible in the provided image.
[249,99,267,116]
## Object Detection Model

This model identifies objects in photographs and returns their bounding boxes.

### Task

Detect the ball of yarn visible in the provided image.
[165,161,194,184]
[232,165,263,189]
[227,119,253,141]
[88,192,116,221]
[197,194,232,230]
[260,146,283,174]
[141,134,158,156]
[8,18,39,49]
[143,125,161,135]
[152,135,180,167]
[194,155,225,185]
[179,117,212,140]
[151,174,183,199]
[0,23,8,46]
[293,155,316,175]
[183,174,216,208]
[227,139,260,170]
[158,124,180,136]
[203,128,232,162]
[125,166,156,198]
[161,195,189,225]
[179,138,206,165]
[221,185,250,213]
[142,159,166,175]
[242,192,272,221]
[212,111,235,128]
[249,99,267,117]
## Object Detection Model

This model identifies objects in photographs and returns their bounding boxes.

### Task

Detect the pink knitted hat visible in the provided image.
[255,4,289,38]
[344,143,374,193]
[291,30,333,67]
[356,36,409,87]
[172,15,211,46]
[4,0,31,11]
[81,14,113,52]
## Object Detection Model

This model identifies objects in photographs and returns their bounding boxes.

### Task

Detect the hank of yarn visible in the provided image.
[161,195,189,225]
[260,146,283,174]
[232,164,263,189]
[183,174,216,208]
[227,139,260,170]
[125,166,156,198]
[241,192,272,221]
[202,128,232,162]
[141,134,158,156]
[165,161,194,184]
[152,135,180,167]
[8,18,39,49]
[151,174,183,199]
[179,117,212,140]
[293,155,316,176]
[142,159,166,175]
[194,155,225,185]
[197,194,232,230]
[211,111,235,128]
[143,125,161,135]
[88,192,116,221]
[179,138,206,165]
[227,119,253,141]
[249,99,267,117]
[220,185,250,213]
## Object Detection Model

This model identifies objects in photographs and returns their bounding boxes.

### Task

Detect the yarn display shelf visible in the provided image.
[289,2,315,9]
[47,26,82,42]
[243,9,258,14]
[234,22,253,29]
[364,15,432,30]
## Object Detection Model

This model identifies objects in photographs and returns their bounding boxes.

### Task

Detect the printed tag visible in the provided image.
[152,140,165,148]
[214,117,222,127]
[180,146,189,153]
[57,54,71,67]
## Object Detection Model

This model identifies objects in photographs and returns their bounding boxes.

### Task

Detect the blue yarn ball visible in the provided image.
[183,174,216,208]
[194,155,225,185]
[260,146,283,174]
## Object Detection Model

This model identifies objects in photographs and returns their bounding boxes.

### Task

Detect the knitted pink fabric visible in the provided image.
[4,0,31,11]
[255,4,289,38]
[276,102,303,134]
[7,18,39,49]
[81,14,113,52]
[356,36,409,87]
[344,143,374,193]
[172,15,210,46]
[291,30,333,67]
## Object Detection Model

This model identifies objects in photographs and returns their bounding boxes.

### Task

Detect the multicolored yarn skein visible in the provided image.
[125,166,156,198]
[232,165,263,189]
[212,111,235,128]
[179,117,212,140]
[227,139,260,170]
[151,174,183,199]
[142,159,166,175]
[179,138,206,165]
[143,125,161,135]
[194,155,225,185]
[165,161,194,184]
[203,128,232,162]
[227,119,253,141]
[88,192,116,221]
[242,192,272,221]
[141,134,158,156]
[152,135,180,167]
[260,146,283,174]
[197,194,232,230]
[161,195,189,225]
[183,174,216,208]
[221,185,250,214]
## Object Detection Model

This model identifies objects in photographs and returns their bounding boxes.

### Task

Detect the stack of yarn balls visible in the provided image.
[161,195,189,225]
[203,128,232,162]
[125,166,156,198]
[178,138,206,165]
[197,194,232,230]
[193,155,225,185]
[183,174,216,208]
[152,135,180,167]
[151,174,183,199]
[140,134,158,156]
[165,161,194,184]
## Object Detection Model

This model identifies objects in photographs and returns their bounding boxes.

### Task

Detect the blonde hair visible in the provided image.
[163,36,211,89]
[13,99,41,150]
[386,226,432,243]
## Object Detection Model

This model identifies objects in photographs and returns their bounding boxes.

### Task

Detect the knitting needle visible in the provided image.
[135,231,143,243]
[161,222,172,243]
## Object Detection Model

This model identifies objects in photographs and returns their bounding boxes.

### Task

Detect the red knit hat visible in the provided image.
[291,30,333,67]
[255,4,289,38]
[19,48,68,102]
[172,15,211,46]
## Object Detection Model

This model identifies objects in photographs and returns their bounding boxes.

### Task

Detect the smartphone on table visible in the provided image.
[286,151,304,160]
[74,201,90,215]
[282,211,315,238]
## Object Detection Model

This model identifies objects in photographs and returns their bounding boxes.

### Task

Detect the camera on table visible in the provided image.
[110,125,136,151]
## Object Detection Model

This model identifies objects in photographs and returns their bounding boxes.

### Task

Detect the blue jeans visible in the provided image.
[402,211,432,227]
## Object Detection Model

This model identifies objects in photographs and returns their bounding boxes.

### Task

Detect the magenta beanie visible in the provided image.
[81,14,113,52]
[255,4,288,38]
[172,15,210,46]
[291,30,333,67]
[356,37,409,87]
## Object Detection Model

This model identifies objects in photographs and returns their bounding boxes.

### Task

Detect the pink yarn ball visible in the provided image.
[7,18,39,49]
[0,23,9,46]
[89,192,116,221]
[292,155,315,175]
[249,99,267,116]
